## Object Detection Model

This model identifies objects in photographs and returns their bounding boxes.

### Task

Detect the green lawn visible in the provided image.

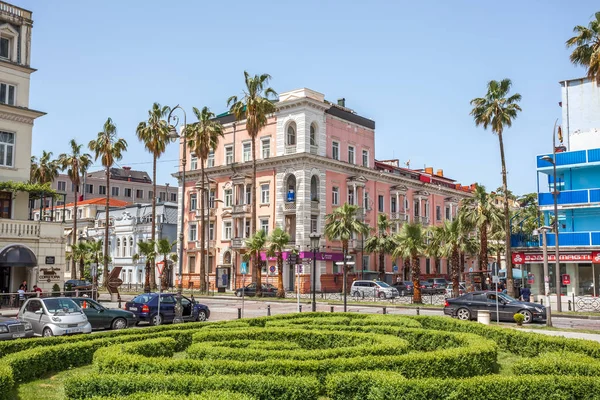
[496,351,524,375]
[12,366,94,400]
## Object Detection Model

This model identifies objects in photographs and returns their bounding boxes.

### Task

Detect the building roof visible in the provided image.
[87,167,152,183]
[62,198,130,209]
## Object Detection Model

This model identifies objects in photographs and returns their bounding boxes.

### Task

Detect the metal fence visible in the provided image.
[0,289,97,311]
[573,295,600,312]
[284,291,447,306]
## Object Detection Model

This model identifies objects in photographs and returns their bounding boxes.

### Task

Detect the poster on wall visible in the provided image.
[216,267,229,289]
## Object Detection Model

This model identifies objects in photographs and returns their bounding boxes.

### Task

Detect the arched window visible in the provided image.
[310,123,317,146]
[223,251,231,265]
[129,237,134,257]
[116,238,121,256]
[310,175,318,202]
[287,122,296,146]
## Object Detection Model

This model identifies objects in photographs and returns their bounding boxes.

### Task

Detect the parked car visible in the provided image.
[63,279,93,296]
[0,316,33,341]
[124,293,210,326]
[235,283,277,297]
[392,281,414,296]
[71,297,137,330]
[18,297,92,337]
[444,291,546,324]
[351,280,399,299]
[419,281,445,295]
[427,278,449,289]
[445,282,467,298]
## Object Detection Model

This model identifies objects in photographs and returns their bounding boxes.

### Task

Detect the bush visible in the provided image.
[513,313,525,325]
[64,372,319,400]
[0,364,14,400]
[51,284,61,297]
[513,351,600,376]
[325,371,405,400]
[96,392,256,400]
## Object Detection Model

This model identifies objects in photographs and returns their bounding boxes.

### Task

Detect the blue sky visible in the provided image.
[14,0,599,195]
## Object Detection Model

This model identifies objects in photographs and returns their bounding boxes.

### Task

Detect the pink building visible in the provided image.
[177,88,473,292]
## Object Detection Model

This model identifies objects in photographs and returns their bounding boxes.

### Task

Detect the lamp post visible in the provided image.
[167,105,187,323]
[539,225,553,327]
[309,232,321,312]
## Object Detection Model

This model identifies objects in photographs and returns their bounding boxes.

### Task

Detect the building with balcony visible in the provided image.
[177,89,473,292]
[0,2,68,293]
[512,77,600,298]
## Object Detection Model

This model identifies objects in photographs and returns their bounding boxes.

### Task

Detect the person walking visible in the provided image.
[521,286,531,302]
[17,285,26,308]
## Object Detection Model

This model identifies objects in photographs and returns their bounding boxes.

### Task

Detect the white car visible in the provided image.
[18,297,92,337]
[445,282,467,298]
[351,280,399,299]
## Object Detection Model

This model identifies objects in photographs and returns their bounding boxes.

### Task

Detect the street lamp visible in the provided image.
[309,232,321,312]
[538,225,553,326]
[167,105,187,324]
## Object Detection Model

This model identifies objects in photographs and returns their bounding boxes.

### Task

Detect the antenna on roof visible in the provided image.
[405,159,410,168]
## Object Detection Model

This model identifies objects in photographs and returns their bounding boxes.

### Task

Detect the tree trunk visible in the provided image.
[404,258,410,281]
[72,182,78,280]
[451,248,460,298]
[144,260,150,293]
[79,256,85,282]
[498,131,514,296]
[252,135,261,297]
[342,245,348,312]
[161,255,168,290]
[479,222,488,290]
[103,167,110,288]
[277,253,284,298]
[150,156,157,290]
[412,256,422,303]
[379,252,385,281]
[199,162,206,292]
[460,253,465,280]
[433,257,439,276]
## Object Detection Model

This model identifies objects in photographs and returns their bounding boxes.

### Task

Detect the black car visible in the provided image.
[71,297,137,330]
[64,279,92,296]
[235,283,277,297]
[0,316,34,341]
[420,281,445,295]
[124,293,210,326]
[427,278,449,289]
[444,291,546,324]
[392,281,414,296]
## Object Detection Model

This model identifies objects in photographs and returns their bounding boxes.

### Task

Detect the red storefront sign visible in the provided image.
[520,253,593,263]
[512,252,524,265]
[562,274,571,285]
[592,252,600,264]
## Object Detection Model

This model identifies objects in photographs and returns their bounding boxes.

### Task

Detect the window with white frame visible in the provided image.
[78,208,83,219]
[414,199,420,216]
[0,83,16,105]
[245,185,251,205]
[0,131,14,167]
[207,151,214,167]
[261,184,270,204]
[190,193,197,210]
[332,141,339,160]
[223,221,232,240]
[189,223,197,241]
[362,255,370,271]
[332,187,339,205]
[311,215,318,233]
[348,187,355,205]
[116,238,121,256]
[0,29,14,60]
[348,145,355,164]
[260,219,269,235]
[209,189,215,208]
[99,185,106,195]
[310,123,317,146]
[190,154,198,170]
[124,188,132,198]
[243,142,251,162]
[225,145,233,165]
[111,187,119,197]
[129,237,134,257]
[170,192,177,202]
[445,205,451,220]
[261,138,270,159]
[363,191,369,209]
[391,197,397,213]
[136,189,143,199]
[378,195,384,212]
[287,122,296,146]
[224,189,233,207]
[209,223,214,240]
[362,150,369,167]
[245,220,251,237]
[57,181,66,191]
[0,37,9,59]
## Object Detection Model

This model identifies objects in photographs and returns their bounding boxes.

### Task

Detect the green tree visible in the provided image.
[89,118,128,288]
[30,150,59,185]
[157,238,177,290]
[440,219,468,298]
[186,106,224,292]
[136,240,157,293]
[71,242,89,281]
[58,139,92,276]
[228,72,277,287]
[514,193,540,235]
[566,12,600,83]
[87,239,104,291]
[244,230,268,297]
[324,203,369,311]
[392,223,427,303]
[29,156,37,182]
[266,227,290,298]
[364,213,395,281]
[136,103,172,290]
[470,79,522,296]
[426,224,445,276]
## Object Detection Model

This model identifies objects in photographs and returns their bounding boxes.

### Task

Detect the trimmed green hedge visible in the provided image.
[95,392,255,400]
[513,351,600,376]
[326,371,405,400]
[64,373,318,400]
[0,365,13,400]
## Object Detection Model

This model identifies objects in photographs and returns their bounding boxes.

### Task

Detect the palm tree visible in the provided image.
[244,230,268,297]
[136,103,172,290]
[440,219,466,298]
[392,223,427,303]
[71,242,89,281]
[89,118,128,288]
[324,203,370,311]
[470,79,522,296]
[157,238,177,290]
[30,151,59,185]
[228,72,277,261]
[566,12,600,83]
[29,156,38,182]
[364,213,394,281]
[186,106,224,293]
[87,239,103,293]
[267,227,290,298]
[136,240,157,293]
[460,184,503,287]
[426,224,445,276]
[58,140,92,276]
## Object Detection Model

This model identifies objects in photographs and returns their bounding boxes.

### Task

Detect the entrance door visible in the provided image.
[288,264,295,291]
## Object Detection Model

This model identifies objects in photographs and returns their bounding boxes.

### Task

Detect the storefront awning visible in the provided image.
[0,245,37,267]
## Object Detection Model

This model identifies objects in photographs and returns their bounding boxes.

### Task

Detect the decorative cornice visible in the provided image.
[0,110,33,124]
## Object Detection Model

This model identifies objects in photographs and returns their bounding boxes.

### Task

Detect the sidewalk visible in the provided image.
[519,328,600,343]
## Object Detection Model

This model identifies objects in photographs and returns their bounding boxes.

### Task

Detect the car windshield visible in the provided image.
[498,293,519,303]
[132,294,155,303]
[43,298,81,314]
[375,281,390,288]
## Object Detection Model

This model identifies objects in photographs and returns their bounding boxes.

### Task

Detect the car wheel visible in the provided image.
[150,313,163,326]
[197,310,208,322]
[111,317,127,330]
[378,292,386,299]
[42,327,53,337]
[456,308,471,321]
[400,290,406,296]
[236,291,242,297]
[519,310,533,324]
[352,291,360,298]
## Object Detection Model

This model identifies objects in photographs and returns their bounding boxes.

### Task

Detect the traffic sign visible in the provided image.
[269,265,276,274]
[392,264,399,273]
[240,262,248,275]
[492,276,500,284]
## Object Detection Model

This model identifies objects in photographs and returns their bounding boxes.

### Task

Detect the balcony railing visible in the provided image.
[511,231,600,247]
[414,215,430,226]
[537,147,600,169]
[310,145,318,155]
[0,220,40,238]
[390,212,408,222]
[539,189,600,207]
[283,201,296,214]
[231,238,246,249]
[232,204,250,215]
[311,200,319,213]
[356,207,365,220]
[285,145,296,155]
[195,208,216,218]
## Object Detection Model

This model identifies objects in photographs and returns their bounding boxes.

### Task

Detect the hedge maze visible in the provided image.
[2,313,600,399]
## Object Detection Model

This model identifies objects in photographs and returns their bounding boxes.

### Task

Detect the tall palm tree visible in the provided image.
[89,118,128,288]
[470,79,522,296]
[71,242,89,281]
[157,238,177,290]
[364,213,394,281]
[29,156,38,182]
[267,227,290,298]
[30,151,59,185]
[460,184,503,287]
[566,12,600,83]
[426,224,445,276]
[136,103,172,290]
[228,72,277,283]
[59,140,92,277]
[87,239,103,294]
[186,106,224,293]
[324,203,369,311]
[244,230,268,297]
[392,223,427,303]
[136,240,157,293]
[440,219,466,298]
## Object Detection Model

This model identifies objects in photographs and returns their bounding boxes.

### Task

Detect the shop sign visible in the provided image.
[562,274,571,285]
[521,253,593,263]
[40,266,61,282]
[512,252,524,265]
[527,274,535,284]
[592,252,600,264]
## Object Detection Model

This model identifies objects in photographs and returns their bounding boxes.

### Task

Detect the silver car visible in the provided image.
[351,280,399,299]
[18,297,92,337]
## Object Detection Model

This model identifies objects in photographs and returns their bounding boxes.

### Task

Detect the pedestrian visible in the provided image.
[21,280,27,292]
[521,286,531,302]
[33,285,42,297]
[17,285,26,308]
